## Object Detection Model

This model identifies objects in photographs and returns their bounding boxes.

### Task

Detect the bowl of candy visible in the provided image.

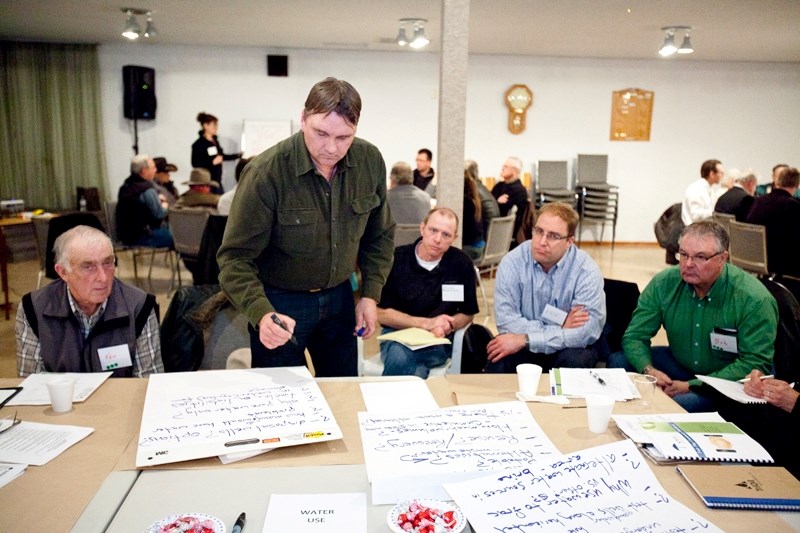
[146,513,225,533]
[388,499,466,533]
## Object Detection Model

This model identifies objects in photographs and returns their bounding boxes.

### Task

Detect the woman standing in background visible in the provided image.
[191,112,241,195]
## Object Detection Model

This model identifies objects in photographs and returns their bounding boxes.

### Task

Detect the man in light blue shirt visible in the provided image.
[486,202,606,373]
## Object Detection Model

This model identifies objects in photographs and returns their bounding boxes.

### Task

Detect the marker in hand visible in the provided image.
[738,374,774,383]
[270,314,298,345]
[356,323,366,337]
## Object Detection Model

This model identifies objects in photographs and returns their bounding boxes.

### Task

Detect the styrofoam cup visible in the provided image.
[516,363,543,396]
[585,394,615,433]
[47,378,75,413]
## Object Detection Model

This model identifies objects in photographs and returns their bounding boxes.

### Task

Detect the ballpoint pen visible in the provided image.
[270,314,299,345]
[590,371,606,386]
[232,512,246,533]
[738,374,774,383]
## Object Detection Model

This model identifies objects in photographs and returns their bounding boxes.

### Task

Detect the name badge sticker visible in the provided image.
[207,146,219,156]
[541,304,568,325]
[710,332,738,353]
[98,344,133,371]
[442,284,464,302]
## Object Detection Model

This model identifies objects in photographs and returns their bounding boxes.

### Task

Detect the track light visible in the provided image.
[678,32,694,54]
[121,7,157,41]
[396,18,430,49]
[660,26,693,57]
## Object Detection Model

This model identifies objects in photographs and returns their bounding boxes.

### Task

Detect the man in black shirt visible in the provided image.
[491,156,530,243]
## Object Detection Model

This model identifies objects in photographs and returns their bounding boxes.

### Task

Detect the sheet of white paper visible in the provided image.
[137,367,342,467]
[7,372,112,405]
[552,367,639,401]
[697,374,767,404]
[0,421,94,466]
[263,493,366,533]
[217,447,274,464]
[444,439,723,533]
[359,400,560,504]
[0,462,26,489]
[359,381,439,413]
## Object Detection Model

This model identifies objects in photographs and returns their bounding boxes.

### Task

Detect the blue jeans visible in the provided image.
[133,227,173,248]
[380,327,452,379]
[485,341,601,374]
[607,346,717,412]
[248,281,357,377]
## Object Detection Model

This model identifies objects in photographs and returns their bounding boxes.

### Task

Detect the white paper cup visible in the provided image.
[634,375,658,409]
[516,363,543,396]
[585,394,615,433]
[47,378,75,413]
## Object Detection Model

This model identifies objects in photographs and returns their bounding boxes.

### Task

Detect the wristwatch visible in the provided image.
[523,334,530,349]
[643,365,654,375]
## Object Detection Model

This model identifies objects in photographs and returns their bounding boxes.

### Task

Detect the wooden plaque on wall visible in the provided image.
[610,88,654,141]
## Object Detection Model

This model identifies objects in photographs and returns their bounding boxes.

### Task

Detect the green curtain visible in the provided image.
[0,41,107,211]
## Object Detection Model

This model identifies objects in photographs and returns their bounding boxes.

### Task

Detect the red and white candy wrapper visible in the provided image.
[146,513,225,533]
[388,499,466,533]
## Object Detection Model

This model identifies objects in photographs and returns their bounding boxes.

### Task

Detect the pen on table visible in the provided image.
[590,370,606,386]
[270,314,298,345]
[738,374,774,383]
[232,512,246,533]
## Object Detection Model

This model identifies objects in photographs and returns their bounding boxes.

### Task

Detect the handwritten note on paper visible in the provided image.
[358,401,560,504]
[444,439,723,533]
[136,367,342,467]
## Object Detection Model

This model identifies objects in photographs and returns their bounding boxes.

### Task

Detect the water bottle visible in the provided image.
[79,196,87,212]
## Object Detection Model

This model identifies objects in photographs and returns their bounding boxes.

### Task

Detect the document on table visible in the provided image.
[697,374,767,404]
[359,380,439,413]
[0,421,94,466]
[263,493,366,533]
[7,372,112,405]
[359,400,560,504]
[444,439,723,533]
[550,367,639,400]
[0,462,26,489]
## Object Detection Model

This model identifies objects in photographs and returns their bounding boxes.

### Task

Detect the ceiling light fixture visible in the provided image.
[396,18,430,49]
[660,26,692,57]
[121,7,156,41]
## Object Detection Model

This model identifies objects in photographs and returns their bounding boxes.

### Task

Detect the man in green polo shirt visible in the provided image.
[608,220,777,412]
[217,77,395,377]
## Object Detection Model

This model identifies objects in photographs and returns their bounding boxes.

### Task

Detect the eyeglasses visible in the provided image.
[677,250,724,264]
[75,256,116,277]
[0,411,21,437]
[533,226,570,243]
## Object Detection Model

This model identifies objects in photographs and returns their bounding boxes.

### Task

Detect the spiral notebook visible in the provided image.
[677,465,800,511]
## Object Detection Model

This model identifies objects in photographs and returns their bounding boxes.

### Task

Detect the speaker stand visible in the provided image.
[132,118,139,155]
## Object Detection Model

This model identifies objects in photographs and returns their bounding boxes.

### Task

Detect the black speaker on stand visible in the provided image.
[123,65,157,154]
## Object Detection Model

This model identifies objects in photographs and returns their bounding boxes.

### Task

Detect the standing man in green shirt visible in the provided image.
[217,77,395,377]
[608,220,777,412]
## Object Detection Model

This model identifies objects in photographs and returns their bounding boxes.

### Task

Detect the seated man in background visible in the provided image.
[117,154,173,248]
[16,225,163,377]
[747,166,800,279]
[174,168,221,210]
[491,156,529,245]
[486,202,606,373]
[386,161,431,225]
[713,169,757,221]
[609,220,777,412]
[377,207,478,378]
[152,156,179,206]
[217,157,252,216]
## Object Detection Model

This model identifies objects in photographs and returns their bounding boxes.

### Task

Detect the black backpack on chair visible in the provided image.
[460,323,495,373]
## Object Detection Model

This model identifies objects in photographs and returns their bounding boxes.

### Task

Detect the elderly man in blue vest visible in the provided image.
[16,225,163,377]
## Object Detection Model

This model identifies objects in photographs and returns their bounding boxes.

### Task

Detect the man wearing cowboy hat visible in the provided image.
[153,156,179,206]
[174,168,221,210]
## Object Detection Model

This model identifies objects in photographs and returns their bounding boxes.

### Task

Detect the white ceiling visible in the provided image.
[1,0,799,63]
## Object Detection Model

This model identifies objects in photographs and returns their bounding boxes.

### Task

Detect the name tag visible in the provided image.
[98,344,133,371]
[710,331,738,353]
[442,284,464,302]
[541,303,568,325]
[207,146,218,156]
